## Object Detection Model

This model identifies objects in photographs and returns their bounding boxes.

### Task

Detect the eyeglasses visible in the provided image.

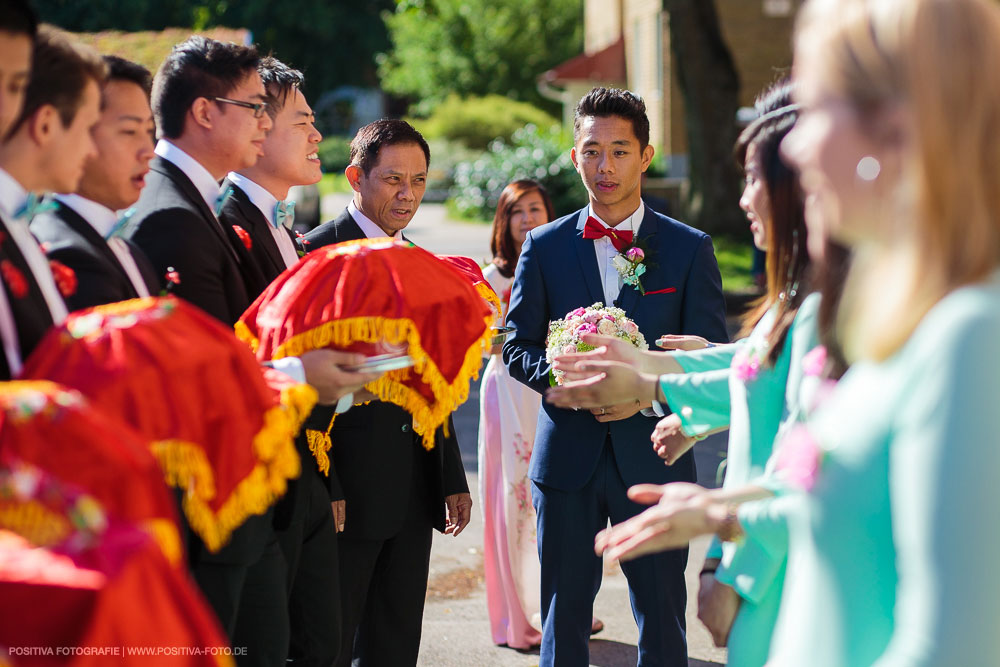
[211,96,269,118]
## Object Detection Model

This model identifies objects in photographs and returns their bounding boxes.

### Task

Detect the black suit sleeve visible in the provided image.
[440,416,469,497]
[129,207,236,324]
[45,245,131,311]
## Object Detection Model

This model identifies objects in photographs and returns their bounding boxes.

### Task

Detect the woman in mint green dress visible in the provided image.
[569,0,1000,664]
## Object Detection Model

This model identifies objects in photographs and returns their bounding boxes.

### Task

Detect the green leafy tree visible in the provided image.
[33,0,393,99]
[378,0,583,114]
[450,124,587,221]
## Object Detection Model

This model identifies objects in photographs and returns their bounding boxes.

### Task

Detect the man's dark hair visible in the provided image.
[0,0,37,37]
[257,55,303,119]
[151,36,260,139]
[573,87,650,149]
[103,55,152,99]
[349,119,430,175]
[9,26,106,137]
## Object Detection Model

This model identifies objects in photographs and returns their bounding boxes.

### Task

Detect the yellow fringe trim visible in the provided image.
[474,282,502,323]
[233,319,259,354]
[305,411,337,476]
[279,383,319,436]
[270,314,492,450]
[142,518,182,567]
[149,402,301,553]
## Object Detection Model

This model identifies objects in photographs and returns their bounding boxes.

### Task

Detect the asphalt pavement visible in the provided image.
[321,194,730,666]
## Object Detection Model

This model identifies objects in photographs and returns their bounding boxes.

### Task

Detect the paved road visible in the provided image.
[321,194,730,665]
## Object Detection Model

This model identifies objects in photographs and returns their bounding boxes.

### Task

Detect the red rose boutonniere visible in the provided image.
[160,266,181,296]
[295,231,311,258]
[1,260,28,298]
[48,260,77,298]
[232,225,252,250]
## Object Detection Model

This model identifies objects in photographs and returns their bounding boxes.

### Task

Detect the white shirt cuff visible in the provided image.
[334,393,354,414]
[641,401,668,418]
[268,356,305,384]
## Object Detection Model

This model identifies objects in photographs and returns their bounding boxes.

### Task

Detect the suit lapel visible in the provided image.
[227,181,285,275]
[151,157,242,265]
[54,203,134,287]
[616,205,658,315]
[573,209,606,305]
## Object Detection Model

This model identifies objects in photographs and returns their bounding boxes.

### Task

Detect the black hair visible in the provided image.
[257,56,304,119]
[103,55,152,98]
[151,36,260,139]
[573,87,650,149]
[9,26,106,136]
[0,0,37,38]
[349,119,430,175]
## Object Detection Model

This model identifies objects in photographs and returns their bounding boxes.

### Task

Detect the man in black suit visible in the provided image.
[218,57,342,667]
[118,37,379,666]
[122,37,269,327]
[117,42,285,661]
[304,120,473,667]
[218,56,313,291]
[31,56,159,310]
[0,21,103,377]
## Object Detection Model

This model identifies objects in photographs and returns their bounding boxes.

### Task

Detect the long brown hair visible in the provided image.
[490,179,555,278]
[735,83,811,365]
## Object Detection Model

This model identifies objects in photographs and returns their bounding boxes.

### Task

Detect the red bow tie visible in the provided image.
[582,216,634,252]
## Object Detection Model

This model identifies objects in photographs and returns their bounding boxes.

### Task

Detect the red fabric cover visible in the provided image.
[236,239,492,446]
[436,255,501,318]
[18,297,302,552]
[0,527,232,667]
[0,383,180,565]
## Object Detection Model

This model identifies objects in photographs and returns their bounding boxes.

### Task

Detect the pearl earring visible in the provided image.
[856,156,881,182]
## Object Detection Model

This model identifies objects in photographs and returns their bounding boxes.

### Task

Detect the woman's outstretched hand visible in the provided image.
[546,360,654,409]
[594,482,721,561]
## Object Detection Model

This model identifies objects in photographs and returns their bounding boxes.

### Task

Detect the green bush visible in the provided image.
[410,94,559,150]
[317,136,352,174]
[450,124,589,221]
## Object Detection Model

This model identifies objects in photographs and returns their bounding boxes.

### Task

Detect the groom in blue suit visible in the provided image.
[503,87,728,666]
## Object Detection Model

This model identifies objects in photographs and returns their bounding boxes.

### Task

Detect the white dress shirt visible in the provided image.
[588,204,644,308]
[155,140,223,214]
[54,194,150,298]
[0,167,69,325]
[349,199,400,239]
[226,172,300,269]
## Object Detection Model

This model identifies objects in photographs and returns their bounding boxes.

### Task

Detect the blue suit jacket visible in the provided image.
[503,205,728,491]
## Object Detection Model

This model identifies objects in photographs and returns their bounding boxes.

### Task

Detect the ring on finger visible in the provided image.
[600,407,606,415]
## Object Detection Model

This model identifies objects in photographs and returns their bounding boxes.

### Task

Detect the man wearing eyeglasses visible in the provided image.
[121,36,285,664]
[123,36,271,325]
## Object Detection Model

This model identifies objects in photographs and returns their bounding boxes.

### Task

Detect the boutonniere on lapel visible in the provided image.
[160,266,181,296]
[295,231,310,258]
[48,260,77,298]
[611,238,655,295]
[1,260,28,298]
[232,225,252,250]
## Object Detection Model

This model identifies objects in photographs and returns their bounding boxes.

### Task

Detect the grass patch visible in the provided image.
[712,236,757,293]
[318,173,352,197]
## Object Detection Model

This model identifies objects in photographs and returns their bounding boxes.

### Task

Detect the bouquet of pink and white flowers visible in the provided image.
[545,302,647,385]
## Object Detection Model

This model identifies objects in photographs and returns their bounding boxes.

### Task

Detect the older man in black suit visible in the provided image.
[304,120,473,667]
[31,56,159,309]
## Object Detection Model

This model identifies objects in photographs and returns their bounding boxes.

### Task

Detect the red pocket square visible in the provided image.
[645,287,677,296]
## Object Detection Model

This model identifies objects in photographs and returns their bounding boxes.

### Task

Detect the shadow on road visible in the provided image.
[588,639,637,666]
